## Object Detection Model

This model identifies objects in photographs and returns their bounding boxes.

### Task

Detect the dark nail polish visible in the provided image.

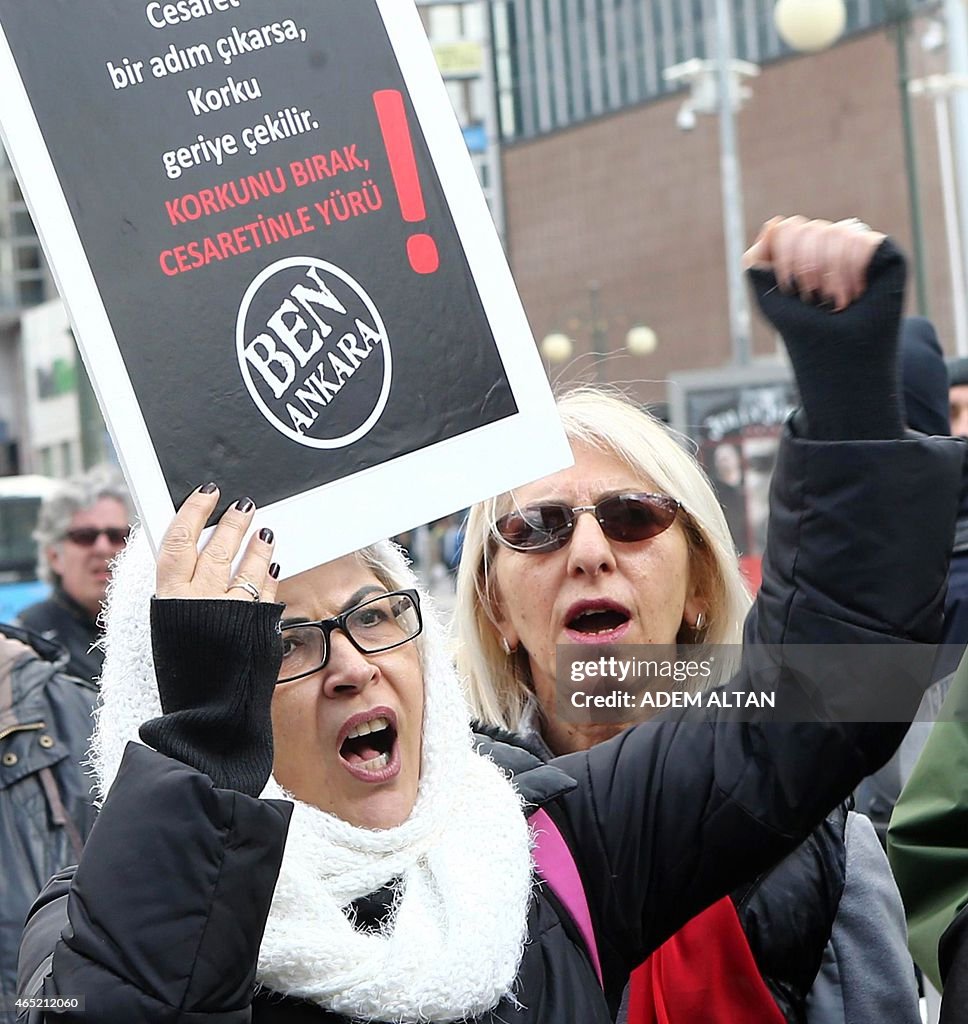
[259,527,274,544]
[199,481,218,494]
[235,497,255,513]
[269,562,281,579]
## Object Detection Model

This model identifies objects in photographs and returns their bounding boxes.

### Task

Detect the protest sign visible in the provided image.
[0,0,571,573]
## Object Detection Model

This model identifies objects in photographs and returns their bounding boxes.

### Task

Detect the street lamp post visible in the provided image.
[776,0,930,316]
[888,0,931,316]
[539,284,658,376]
[663,55,759,369]
[910,73,968,354]
[588,283,606,383]
[714,0,753,368]
[943,0,968,310]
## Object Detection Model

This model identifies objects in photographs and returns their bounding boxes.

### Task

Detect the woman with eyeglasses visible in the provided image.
[14,215,964,1024]
[455,217,948,1024]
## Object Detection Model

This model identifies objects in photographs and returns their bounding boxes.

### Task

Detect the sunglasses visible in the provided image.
[63,527,131,547]
[494,493,681,553]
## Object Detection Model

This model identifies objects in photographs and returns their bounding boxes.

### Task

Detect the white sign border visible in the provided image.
[0,3,572,577]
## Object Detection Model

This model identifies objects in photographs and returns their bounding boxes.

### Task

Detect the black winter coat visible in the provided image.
[17,590,103,686]
[0,624,97,1024]
[17,429,965,1024]
[477,716,848,1024]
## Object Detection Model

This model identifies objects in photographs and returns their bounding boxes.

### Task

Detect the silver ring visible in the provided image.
[228,580,260,601]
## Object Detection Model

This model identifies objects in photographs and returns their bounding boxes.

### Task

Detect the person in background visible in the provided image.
[0,622,97,1024]
[899,321,968,650]
[856,317,965,849]
[943,356,968,655]
[17,467,131,683]
[886,333,968,1021]
[442,511,467,576]
[889,641,968,1021]
[709,442,747,553]
[947,356,968,438]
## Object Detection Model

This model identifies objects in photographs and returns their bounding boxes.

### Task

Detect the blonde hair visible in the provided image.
[455,386,753,731]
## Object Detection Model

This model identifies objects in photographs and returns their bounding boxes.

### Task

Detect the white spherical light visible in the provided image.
[626,324,658,356]
[774,0,846,53]
[540,332,574,363]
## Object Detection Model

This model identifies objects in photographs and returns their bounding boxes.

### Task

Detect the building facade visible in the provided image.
[417,0,506,237]
[495,0,959,406]
[0,146,111,477]
[0,148,59,475]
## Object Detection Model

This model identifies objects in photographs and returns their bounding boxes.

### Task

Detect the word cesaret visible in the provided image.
[236,258,391,449]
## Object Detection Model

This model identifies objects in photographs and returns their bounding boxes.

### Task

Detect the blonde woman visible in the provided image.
[457,219,931,1023]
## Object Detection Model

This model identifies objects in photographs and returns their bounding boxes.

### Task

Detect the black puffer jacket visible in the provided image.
[0,624,97,1024]
[479,714,850,1024]
[16,427,964,1024]
[732,806,846,1019]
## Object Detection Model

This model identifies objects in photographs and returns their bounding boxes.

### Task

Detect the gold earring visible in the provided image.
[501,636,513,656]
[694,611,706,632]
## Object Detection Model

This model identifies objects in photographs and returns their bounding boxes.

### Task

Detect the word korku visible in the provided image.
[188,75,261,115]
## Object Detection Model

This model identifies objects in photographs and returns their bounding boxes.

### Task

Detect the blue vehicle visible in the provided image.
[0,475,58,624]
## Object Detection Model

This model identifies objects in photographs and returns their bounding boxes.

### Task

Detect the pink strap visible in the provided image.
[530,807,603,986]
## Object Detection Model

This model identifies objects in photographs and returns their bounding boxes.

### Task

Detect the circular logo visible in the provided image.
[236,257,391,448]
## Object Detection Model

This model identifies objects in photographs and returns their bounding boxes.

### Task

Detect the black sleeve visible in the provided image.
[551,426,965,990]
[18,743,292,1023]
[140,597,284,797]
[748,237,906,441]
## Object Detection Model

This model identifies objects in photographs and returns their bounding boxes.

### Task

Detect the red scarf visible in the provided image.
[628,896,787,1023]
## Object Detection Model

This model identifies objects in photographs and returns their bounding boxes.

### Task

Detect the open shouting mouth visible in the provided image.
[564,599,632,643]
[337,707,401,783]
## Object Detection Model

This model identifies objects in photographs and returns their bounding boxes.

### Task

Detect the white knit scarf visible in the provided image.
[90,530,534,1022]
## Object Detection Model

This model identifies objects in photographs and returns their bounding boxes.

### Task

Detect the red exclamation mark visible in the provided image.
[373,89,440,274]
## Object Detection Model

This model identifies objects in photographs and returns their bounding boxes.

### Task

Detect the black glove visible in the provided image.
[140,597,284,797]
[747,238,906,441]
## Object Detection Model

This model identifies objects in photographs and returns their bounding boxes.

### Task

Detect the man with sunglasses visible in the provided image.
[18,467,132,683]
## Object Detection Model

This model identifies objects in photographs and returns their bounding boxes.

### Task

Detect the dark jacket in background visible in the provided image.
[17,590,103,685]
[0,624,97,1024]
[901,317,950,438]
[901,319,968,651]
[946,487,968,649]
[855,318,967,845]
[945,353,968,650]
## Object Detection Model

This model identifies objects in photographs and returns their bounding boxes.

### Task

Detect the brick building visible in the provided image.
[494,1,957,404]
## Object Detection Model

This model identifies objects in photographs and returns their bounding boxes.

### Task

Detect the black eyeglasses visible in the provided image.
[494,493,681,553]
[277,589,422,684]
[63,527,131,547]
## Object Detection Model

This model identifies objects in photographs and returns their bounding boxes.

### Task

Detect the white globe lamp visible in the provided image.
[774,0,846,53]
[625,324,658,356]
[540,331,574,363]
